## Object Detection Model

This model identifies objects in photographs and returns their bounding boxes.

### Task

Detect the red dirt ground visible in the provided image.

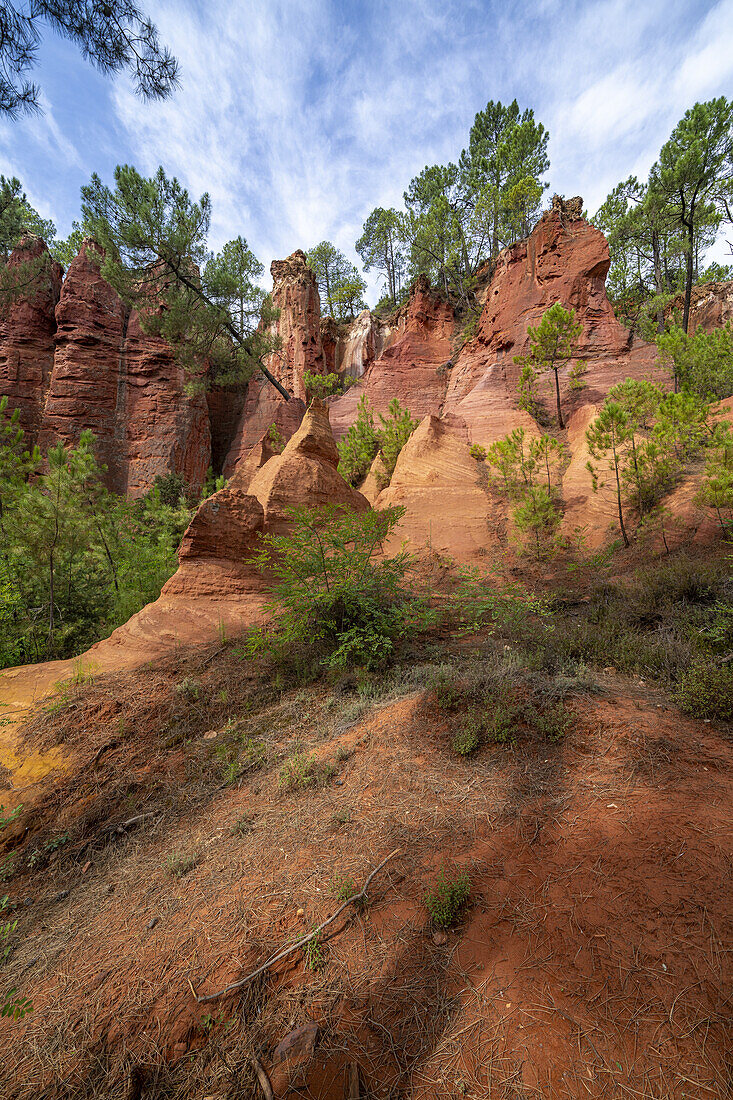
[0,645,731,1099]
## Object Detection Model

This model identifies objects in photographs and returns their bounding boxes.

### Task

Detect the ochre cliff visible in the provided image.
[327,274,454,440]
[219,250,323,474]
[444,196,660,444]
[0,237,62,439]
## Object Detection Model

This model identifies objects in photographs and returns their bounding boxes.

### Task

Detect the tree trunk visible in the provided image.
[682,219,694,334]
[553,367,564,430]
[652,231,665,333]
[612,436,630,547]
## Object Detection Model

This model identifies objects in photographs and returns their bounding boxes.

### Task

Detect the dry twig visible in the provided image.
[191,848,401,1003]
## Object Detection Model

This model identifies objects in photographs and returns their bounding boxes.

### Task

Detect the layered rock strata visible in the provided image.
[0,238,62,439]
[328,275,454,440]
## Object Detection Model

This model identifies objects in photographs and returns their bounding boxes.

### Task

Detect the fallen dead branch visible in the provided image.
[191,848,401,1004]
[251,1056,274,1099]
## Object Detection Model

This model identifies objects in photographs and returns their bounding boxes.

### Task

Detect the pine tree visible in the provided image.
[81,166,285,396]
[514,303,583,429]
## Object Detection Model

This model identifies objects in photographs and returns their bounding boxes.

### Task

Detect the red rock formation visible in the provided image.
[667,280,733,331]
[206,384,248,474]
[165,488,266,598]
[220,250,326,476]
[38,241,211,495]
[0,237,62,440]
[115,308,211,496]
[374,412,503,562]
[221,393,306,479]
[328,275,454,440]
[265,250,327,400]
[320,316,340,376]
[247,398,368,534]
[445,197,660,443]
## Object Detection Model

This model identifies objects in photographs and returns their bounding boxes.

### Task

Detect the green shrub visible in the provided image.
[302,930,326,971]
[452,709,482,755]
[330,872,357,902]
[374,399,418,490]
[469,444,486,461]
[253,504,415,675]
[674,662,733,721]
[337,395,379,486]
[279,749,316,791]
[337,396,418,489]
[425,868,471,929]
[267,423,285,452]
[303,371,342,401]
[174,677,200,702]
[166,852,199,877]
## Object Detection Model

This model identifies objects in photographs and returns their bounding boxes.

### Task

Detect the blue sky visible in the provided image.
[2,0,732,302]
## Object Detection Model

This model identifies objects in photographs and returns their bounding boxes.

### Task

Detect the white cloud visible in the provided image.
[15,0,726,302]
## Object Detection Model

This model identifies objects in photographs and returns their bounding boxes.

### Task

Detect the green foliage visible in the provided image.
[594,98,733,332]
[375,399,418,489]
[252,504,414,676]
[657,322,733,400]
[302,930,325,971]
[81,165,283,395]
[514,302,582,428]
[330,872,357,902]
[267,423,286,453]
[303,371,342,401]
[336,395,379,486]
[355,99,549,302]
[306,241,366,321]
[1,799,31,1020]
[469,443,486,461]
[697,422,733,538]
[356,208,405,306]
[0,175,55,260]
[337,396,417,489]
[0,2,177,119]
[425,868,471,929]
[279,749,316,791]
[0,404,193,668]
[49,221,85,268]
[513,486,561,560]
[674,662,733,721]
[166,852,199,877]
[653,97,733,332]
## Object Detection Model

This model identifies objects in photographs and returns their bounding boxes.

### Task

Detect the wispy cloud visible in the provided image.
[8,0,733,296]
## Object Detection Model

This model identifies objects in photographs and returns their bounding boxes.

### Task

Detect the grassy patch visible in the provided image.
[425,868,471,929]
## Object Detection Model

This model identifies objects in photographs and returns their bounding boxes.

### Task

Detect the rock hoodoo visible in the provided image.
[38,240,211,496]
[444,200,659,443]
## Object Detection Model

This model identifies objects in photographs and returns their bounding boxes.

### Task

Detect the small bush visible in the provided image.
[425,868,471,929]
[452,709,482,755]
[469,443,487,461]
[166,852,199,877]
[330,872,357,902]
[302,931,326,971]
[674,662,733,721]
[279,749,316,792]
[175,677,200,702]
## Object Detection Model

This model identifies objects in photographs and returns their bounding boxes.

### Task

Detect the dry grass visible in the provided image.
[0,633,731,1098]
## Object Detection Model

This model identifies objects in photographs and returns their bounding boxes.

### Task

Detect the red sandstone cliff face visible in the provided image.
[0,238,62,440]
[667,280,733,331]
[445,198,660,444]
[328,275,454,440]
[266,250,327,401]
[37,241,211,496]
[220,250,323,475]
